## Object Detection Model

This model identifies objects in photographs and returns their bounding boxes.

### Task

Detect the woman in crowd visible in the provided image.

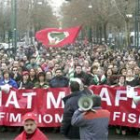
[29,68,37,86]
[34,72,49,89]
[19,71,34,89]
[125,68,139,87]
[105,68,114,85]
[0,70,18,88]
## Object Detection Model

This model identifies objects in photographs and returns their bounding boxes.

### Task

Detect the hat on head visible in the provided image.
[22,71,29,76]
[23,112,37,122]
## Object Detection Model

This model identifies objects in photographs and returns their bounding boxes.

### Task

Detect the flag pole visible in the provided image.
[34,45,40,64]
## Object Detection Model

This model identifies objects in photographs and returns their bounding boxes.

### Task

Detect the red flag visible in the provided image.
[35,26,81,47]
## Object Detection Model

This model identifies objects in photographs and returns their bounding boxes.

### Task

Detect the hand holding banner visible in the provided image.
[1,86,140,128]
[126,86,135,98]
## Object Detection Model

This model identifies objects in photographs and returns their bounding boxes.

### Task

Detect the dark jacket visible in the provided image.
[11,73,22,87]
[74,71,90,85]
[29,77,38,87]
[19,81,34,89]
[61,90,87,139]
[126,77,140,87]
[49,76,69,88]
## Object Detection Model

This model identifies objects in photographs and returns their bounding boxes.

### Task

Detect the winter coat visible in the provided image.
[0,78,18,88]
[14,128,48,140]
[61,90,88,139]
[49,76,69,88]
[34,82,49,88]
[71,107,110,140]
[19,81,34,89]
[11,73,22,87]
[74,71,90,85]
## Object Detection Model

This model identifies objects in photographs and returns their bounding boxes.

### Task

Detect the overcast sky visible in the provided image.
[48,0,66,17]
[48,0,65,9]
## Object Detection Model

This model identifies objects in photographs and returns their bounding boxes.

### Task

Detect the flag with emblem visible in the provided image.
[35,26,81,47]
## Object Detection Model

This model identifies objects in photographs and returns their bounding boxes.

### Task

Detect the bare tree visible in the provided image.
[16,0,58,43]
[61,0,135,45]
[0,0,11,42]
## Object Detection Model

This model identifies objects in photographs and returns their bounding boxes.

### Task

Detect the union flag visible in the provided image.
[35,26,81,47]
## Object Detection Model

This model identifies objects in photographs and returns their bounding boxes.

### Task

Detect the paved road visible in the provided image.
[0,127,140,140]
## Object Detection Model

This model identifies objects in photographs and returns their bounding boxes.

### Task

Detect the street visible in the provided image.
[0,127,139,140]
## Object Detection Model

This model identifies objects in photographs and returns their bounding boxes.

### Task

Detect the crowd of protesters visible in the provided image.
[0,41,140,136]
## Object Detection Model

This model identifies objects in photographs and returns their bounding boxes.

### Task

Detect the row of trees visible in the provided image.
[0,0,136,47]
[0,0,58,43]
[61,0,135,47]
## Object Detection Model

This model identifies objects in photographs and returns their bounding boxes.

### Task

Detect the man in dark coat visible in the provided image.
[49,68,69,88]
[61,78,88,139]
[11,66,22,87]
[74,65,90,85]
